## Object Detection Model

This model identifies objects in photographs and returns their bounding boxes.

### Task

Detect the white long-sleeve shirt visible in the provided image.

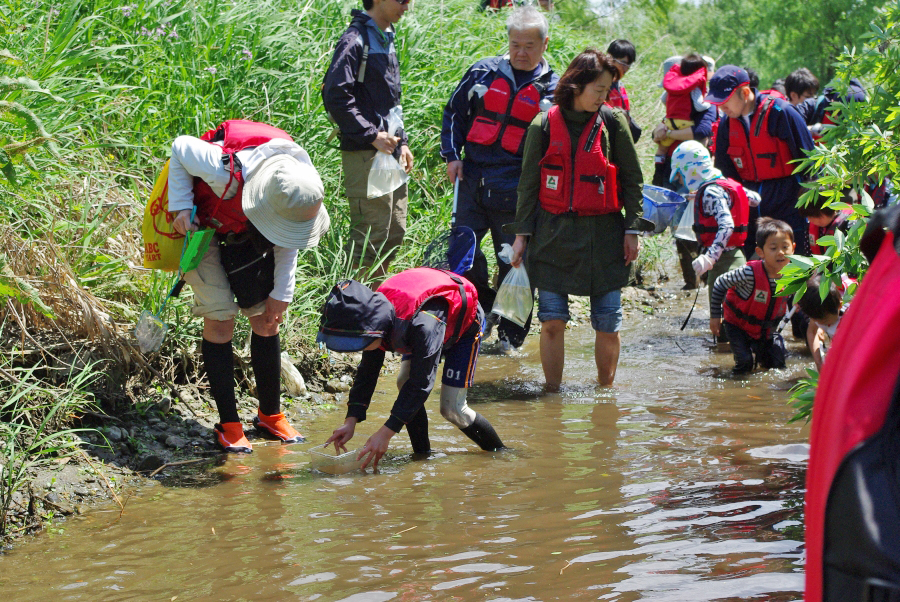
[167,136,311,302]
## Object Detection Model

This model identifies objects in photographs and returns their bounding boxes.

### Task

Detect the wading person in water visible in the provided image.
[168,121,331,453]
[506,49,653,389]
[318,268,505,470]
[440,5,558,351]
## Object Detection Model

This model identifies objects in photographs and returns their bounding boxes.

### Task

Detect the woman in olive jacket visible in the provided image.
[507,49,652,388]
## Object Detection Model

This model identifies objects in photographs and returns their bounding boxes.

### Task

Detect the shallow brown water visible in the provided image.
[0,290,809,601]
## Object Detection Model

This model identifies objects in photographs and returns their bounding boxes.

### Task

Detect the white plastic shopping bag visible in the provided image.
[673,193,697,241]
[490,244,533,328]
[367,106,409,198]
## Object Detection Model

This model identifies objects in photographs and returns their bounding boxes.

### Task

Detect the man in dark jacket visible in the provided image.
[708,65,815,258]
[323,0,414,280]
[440,6,557,350]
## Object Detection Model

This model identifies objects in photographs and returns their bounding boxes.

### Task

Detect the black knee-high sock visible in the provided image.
[251,332,281,416]
[460,413,505,451]
[202,339,239,424]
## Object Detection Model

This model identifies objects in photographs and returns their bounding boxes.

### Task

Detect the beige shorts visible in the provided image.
[182,238,266,321]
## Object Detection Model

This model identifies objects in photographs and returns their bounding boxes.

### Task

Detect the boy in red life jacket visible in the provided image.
[709,218,795,374]
[668,140,759,312]
[656,54,711,159]
[797,272,853,371]
[605,39,642,142]
[168,122,331,453]
[798,194,854,255]
[318,269,505,470]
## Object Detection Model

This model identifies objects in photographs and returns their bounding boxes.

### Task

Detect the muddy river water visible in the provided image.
[1,290,809,601]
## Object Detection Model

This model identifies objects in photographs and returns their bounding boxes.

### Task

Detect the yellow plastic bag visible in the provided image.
[142,160,184,271]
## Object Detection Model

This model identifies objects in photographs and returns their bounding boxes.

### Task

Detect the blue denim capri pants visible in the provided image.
[536,289,623,333]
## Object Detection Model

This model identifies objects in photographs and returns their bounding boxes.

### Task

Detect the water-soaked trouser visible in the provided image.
[457,175,532,347]
[724,321,786,374]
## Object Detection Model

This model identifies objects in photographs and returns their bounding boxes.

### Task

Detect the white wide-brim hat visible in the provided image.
[242,154,330,250]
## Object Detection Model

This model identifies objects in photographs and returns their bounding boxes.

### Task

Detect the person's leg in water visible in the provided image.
[536,289,570,390]
[202,317,253,452]
[723,321,755,374]
[247,312,304,444]
[757,331,787,370]
[440,314,504,450]
[396,359,431,454]
[590,290,624,386]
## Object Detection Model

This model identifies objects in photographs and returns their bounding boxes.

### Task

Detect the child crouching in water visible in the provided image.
[710,218,795,374]
[796,272,852,371]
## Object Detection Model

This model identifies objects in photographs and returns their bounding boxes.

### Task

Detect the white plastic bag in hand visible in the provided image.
[673,196,697,241]
[368,106,409,198]
[490,243,533,328]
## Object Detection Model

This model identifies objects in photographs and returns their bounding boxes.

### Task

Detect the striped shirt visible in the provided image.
[710,264,777,320]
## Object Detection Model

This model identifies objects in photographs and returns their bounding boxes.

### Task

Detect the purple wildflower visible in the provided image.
[241,49,252,60]
[118,4,136,17]
[205,67,218,75]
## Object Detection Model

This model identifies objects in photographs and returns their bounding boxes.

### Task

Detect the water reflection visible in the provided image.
[0,291,808,601]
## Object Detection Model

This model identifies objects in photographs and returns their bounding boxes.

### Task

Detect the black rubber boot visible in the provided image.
[460,413,505,451]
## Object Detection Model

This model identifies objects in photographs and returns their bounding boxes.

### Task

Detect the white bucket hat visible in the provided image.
[242,154,330,250]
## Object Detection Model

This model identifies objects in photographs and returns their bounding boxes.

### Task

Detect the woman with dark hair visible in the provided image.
[506,49,651,388]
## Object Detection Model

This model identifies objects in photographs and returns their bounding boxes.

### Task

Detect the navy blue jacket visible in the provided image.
[795,78,867,125]
[714,91,814,217]
[441,55,557,191]
[322,10,407,152]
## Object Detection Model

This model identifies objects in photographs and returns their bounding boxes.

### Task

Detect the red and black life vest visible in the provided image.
[377,268,479,355]
[466,73,551,156]
[809,209,852,255]
[760,88,787,102]
[663,64,708,122]
[606,82,630,111]
[693,178,749,249]
[727,96,795,182]
[538,105,620,216]
[193,120,293,235]
[805,209,900,602]
[723,260,787,339]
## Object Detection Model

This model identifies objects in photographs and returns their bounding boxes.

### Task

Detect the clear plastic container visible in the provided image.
[309,448,364,475]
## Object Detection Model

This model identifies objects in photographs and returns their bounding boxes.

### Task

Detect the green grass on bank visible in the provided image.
[1,0,692,358]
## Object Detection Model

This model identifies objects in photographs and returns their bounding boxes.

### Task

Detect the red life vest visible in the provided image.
[708,117,720,154]
[723,260,787,339]
[377,268,479,354]
[663,64,707,122]
[726,96,795,182]
[538,106,620,216]
[465,74,548,156]
[193,120,293,235]
[606,82,630,111]
[805,228,900,602]
[692,178,749,249]
[809,209,852,254]
[760,88,787,101]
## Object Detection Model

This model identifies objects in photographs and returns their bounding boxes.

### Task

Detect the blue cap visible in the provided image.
[706,65,750,105]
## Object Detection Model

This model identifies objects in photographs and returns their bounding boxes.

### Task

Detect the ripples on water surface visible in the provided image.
[0,293,808,601]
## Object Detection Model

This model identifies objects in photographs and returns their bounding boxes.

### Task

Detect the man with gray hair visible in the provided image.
[440,5,557,351]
